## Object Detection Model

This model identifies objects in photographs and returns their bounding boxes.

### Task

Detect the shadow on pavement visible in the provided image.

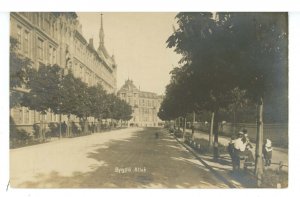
[18,127,228,188]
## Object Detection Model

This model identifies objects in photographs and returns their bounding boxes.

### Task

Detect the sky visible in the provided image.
[77,12,181,95]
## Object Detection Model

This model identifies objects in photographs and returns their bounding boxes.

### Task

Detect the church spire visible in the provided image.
[99,13,104,47]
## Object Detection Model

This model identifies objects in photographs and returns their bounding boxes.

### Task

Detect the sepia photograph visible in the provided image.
[9,12,288,189]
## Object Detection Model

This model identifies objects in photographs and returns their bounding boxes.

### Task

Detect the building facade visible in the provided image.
[117,80,163,127]
[10,12,117,128]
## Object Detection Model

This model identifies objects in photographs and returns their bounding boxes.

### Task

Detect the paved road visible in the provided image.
[10,127,228,188]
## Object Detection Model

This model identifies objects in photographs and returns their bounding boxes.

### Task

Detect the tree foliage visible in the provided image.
[161,12,288,163]
[21,64,132,123]
[22,64,62,114]
[10,37,32,108]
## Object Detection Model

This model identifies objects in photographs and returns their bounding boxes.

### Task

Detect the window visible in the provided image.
[45,13,50,33]
[80,66,83,78]
[51,112,55,122]
[25,109,30,124]
[17,25,22,49]
[74,63,78,75]
[41,13,44,29]
[52,48,56,64]
[23,30,29,54]
[39,113,43,121]
[48,45,52,64]
[37,38,44,60]
[36,13,40,27]
[18,108,23,124]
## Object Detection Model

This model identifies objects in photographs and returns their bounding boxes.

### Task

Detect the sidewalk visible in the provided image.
[174,136,256,188]
[184,129,288,172]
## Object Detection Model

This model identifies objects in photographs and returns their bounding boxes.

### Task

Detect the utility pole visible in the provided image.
[192,111,195,124]
[255,97,264,187]
[209,112,214,150]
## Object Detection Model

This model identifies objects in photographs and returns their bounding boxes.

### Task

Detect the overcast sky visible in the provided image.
[77,12,181,95]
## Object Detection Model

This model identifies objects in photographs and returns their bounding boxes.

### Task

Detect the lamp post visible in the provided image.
[57,103,62,139]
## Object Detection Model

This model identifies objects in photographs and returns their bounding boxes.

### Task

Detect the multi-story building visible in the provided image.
[10,12,117,129]
[117,79,163,127]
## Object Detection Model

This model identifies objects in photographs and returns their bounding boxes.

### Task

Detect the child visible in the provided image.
[263,139,273,166]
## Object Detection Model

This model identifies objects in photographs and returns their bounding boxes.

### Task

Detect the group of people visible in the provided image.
[227,128,273,171]
[228,129,255,171]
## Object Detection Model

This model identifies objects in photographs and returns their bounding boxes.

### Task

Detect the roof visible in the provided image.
[139,91,158,99]
[118,80,162,99]
[118,79,139,93]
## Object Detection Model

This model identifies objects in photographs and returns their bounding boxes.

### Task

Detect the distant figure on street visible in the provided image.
[227,135,236,163]
[155,132,159,139]
[263,139,273,166]
[191,124,195,138]
[242,129,253,148]
[242,129,254,164]
[61,121,67,136]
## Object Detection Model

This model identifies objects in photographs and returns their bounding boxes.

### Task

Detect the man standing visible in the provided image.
[233,131,246,171]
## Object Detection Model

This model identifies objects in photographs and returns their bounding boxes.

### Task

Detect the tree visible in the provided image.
[227,87,249,134]
[166,12,288,186]
[58,70,83,136]
[22,64,62,140]
[69,76,90,134]
[10,36,32,108]
[228,13,288,186]
[167,12,240,159]
[107,94,132,123]
[158,64,199,133]
[87,84,108,131]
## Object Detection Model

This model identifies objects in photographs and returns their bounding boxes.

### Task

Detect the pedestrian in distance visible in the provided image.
[61,121,67,136]
[242,129,255,164]
[191,124,195,139]
[263,139,273,166]
[227,135,236,168]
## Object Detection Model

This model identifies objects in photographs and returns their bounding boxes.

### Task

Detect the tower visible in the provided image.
[99,13,104,48]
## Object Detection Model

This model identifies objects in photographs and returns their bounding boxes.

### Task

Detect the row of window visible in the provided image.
[122,96,157,107]
[132,116,155,122]
[16,25,30,55]
[20,12,59,40]
[17,25,57,65]
[74,41,114,88]
[12,107,60,125]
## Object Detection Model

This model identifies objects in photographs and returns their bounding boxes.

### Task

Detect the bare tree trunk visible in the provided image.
[213,109,219,160]
[84,117,89,134]
[192,111,195,124]
[97,118,102,132]
[59,113,62,139]
[39,114,43,141]
[233,110,236,135]
[66,115,70,137]
[183,116,186,140]
[209,112,215,150]
[183,117,186,133]
[255,97,264,187]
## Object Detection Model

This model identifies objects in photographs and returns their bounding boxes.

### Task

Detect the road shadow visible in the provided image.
[17,127,228,188]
